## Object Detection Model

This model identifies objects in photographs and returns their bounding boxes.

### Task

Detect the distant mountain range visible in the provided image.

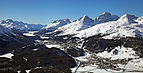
[37,12,119,35]
[0,12,143,73]
[0,19,45,54]
[37,12,143,39]
[0,19,46,32]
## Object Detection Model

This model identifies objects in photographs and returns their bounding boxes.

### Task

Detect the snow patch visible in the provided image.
[23,31,37,36]
[125,58,143,71]
[26,70,31,73]
[40,36,49,39]
[46,44,60,48]
[0,53,14,59]
[23,33,35,36]
[97,46,139,60]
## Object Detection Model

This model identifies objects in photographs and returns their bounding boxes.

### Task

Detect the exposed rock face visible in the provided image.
[95,12,119,24]
[78,16,94,25]
[119,14,138,24]
[136,16,143,24]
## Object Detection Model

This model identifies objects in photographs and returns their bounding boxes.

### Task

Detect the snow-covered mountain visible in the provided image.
[1,12,143,73]
[0,19,46,32]
[55,12,119,35]
[0,24,22,40]
[94,12,119,24]
[135,16,143,24]
[37,19,71,34]
[55,16,95,35]
[37,12,120,36]
[76,14,142,39]
[0,24,24,47]
[36,12,143,72]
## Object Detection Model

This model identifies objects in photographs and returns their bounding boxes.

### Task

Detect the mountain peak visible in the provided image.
[0,20,6,24]
[102,12,111,17]
[6,19,14,23]
[119,14,138,23]
[40,18,72,33]
[78,15,91,21]
[82,15,90,19]
[0,19,45,32]
[52,19,71,23]
[120,14,137,19]
[95,12,119,24]
[78,15,94,24]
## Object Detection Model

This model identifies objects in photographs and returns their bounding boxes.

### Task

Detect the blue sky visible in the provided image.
[0,0,143,24]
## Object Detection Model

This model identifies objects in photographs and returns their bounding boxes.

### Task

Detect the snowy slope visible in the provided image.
[71,46,143,73]
[0,53,14,59]
[42,19,71,31]
[0,24,20,39]
[97,46,139,60]
[0,24,13,35]
[0,19,45,32]
[53,12,119,36]
[0,25,23,40]
[135,16,143,24]
[55,16,95,35]
[76,14,142,39]
[38,12,119,36]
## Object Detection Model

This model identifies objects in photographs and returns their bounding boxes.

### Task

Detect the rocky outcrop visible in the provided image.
[94,12,119,24]
[136,16,143,24]
[119,14,138,24]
